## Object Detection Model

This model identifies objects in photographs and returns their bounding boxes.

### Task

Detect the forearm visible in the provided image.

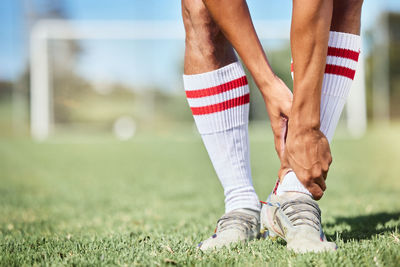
[202,0,277,91]
[290,0,333,130]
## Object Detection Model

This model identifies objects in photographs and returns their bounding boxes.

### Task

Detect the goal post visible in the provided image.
[29,19,367,140]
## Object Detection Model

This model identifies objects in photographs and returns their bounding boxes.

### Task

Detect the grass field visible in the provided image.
[1,124,400,266]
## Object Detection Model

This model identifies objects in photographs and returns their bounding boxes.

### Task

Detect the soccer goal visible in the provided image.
[30,19,367,141]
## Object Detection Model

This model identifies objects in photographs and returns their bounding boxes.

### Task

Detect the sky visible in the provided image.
[1,0,400,92]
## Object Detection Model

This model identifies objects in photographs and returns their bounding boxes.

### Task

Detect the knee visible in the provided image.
[182,0,224,56]
[182,0,220,39]
[333,0,363,14]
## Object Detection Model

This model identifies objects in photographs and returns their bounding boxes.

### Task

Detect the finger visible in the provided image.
[274,136,284,155]
[314,176,327,191]
[328,154,333,165]
[322,168,328,180]
[295,171,324,199]
[273,129,286,159]
[321,163,330,174]
[274,117,289,159]
[281,115,289,143]
[321,156,331,173]
[307,183,324,200]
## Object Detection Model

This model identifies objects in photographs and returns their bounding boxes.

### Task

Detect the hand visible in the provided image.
[260,77,293,179]
[285,125,332,199]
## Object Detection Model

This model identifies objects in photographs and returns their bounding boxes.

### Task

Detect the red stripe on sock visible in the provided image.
[325,64,356,80]
[328,47,360,62]
[185,76,248,98]
[191,93,250,115]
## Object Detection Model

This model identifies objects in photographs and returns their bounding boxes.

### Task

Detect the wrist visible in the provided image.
[288,114,320,136]
[289,114,320,130]
[258,75,284,98]
[251,64,278,92]
[289,98,320,130]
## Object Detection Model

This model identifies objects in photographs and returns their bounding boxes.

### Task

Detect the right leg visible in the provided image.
[182,0,260,250]
[261,0,337,254]
[331,0,363,35]
[319,0,363,142]
[263,0,363,253]
[278,0,363,196]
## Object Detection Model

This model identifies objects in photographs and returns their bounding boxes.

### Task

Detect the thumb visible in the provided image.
[273,116,288,159]
[278,145,292,181]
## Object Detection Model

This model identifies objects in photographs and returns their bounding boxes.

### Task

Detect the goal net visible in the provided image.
[30,19,366,141]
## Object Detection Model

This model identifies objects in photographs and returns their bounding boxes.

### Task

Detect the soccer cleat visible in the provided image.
[197,208,259,251]
[260,191,337,253]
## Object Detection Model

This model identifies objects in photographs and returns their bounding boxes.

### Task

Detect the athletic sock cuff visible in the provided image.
[329,31,361,52]
[323,31,361,99]
[183,62,249,134]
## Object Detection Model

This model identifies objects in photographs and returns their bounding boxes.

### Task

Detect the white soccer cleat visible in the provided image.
[197,208,259,251]
[260,191,337,253]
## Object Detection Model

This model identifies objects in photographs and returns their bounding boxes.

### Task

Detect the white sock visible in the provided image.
[183,62,260,212]
[276,31,361,196]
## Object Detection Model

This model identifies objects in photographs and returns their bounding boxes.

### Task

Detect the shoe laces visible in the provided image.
[280,197,322,231]
[216,211,258,234]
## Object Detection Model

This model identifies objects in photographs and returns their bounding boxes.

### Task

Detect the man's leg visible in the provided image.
[320,0,363,140]
[262,0,363,253]
[182,0,260,250]
[261,0,337,253]
[277,0,363,197]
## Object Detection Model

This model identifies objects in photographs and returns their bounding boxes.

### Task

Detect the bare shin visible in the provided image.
[331,0,363,35]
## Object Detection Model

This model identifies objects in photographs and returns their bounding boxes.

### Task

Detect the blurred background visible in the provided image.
[0,0,399,141]
[1,2,400,264]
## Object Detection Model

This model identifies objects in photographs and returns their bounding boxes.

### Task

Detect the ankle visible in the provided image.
[276,171,312,197]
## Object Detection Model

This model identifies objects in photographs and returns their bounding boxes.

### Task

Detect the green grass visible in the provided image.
[1,124,400,266]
